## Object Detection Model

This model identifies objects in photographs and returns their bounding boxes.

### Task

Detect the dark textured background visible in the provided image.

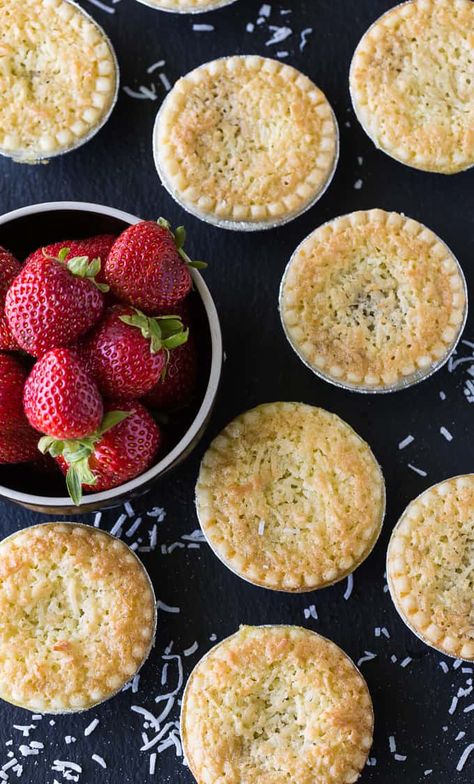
[0,0,473,782]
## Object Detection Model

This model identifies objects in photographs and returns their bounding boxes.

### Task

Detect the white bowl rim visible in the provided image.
[0,200,223,507]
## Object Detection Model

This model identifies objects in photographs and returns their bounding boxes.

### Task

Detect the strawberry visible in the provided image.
[155,297,192,327]
[104,219,205,314]
[0,246,21,351]
[84,304,188,399]
[25,234,116,283]
[0,429,39,463]
[23,347,103,439]
[143,334,198,410]
[40,401,161,504]
[0,353,39,463]
[5,247,107,357]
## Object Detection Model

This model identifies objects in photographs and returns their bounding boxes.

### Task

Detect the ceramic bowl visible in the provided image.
[0,201,223,514]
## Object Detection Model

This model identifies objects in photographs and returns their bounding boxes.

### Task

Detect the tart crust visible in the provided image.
[280,209,467,391]
[0,523,156,712]
[350,0,474,174]
[387,475,474,661]
[154,56,338,228]
[195,402,385,591]
[181,625,374,784]
[137,0,237,11]
[0,0,118,161]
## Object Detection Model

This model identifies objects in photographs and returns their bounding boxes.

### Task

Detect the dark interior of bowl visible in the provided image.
[0,208,212,498]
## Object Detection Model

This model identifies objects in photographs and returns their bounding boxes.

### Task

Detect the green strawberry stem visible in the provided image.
[38,410,131,506]
[119,309,189,354]
[157,218,207,270]
[42,246,110,293]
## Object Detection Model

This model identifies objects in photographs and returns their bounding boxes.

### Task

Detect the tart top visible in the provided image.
[350,0,474,174]
[388,475,474,661]
[195,402,385,591]
[280,209,466,390]
[155,56,338,226]
[0,0,117,160]
[181,625,374,784]
[0,523,156,712]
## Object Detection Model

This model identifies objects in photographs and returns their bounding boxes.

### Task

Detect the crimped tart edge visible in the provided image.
[0,522,157,713]
[387,475,474,662]
[279,209,468,393]
[195,402,386,592]
[154,55,339,229]
[349,0,474,175]
[0,0,119,162]
[181,625,375,784]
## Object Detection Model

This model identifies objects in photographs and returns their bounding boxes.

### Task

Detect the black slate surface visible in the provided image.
[0,0,473,782]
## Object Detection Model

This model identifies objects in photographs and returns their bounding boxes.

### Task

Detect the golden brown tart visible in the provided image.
[195,402,385,591]
[387,475,474,661]
[0,523,156,712]
[280,209,466,391]
[154,56,338,229]
[350,0,474,174]
[0,0,118,162]
[181,625,374,784]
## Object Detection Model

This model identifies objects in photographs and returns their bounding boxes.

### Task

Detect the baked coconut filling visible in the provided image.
[155,56,338,226]
[0,0,117,160]
[196,402,385,591]
[280,210,466,390]
[388,475,474,661]
[350,0,474,174]
[0,524,156,712]
[182,625,374,784]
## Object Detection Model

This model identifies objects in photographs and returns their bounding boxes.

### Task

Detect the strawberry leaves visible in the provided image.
[38,410,131,505]
[157,218,207,270]
[119,309,189,354]
[43,246,109,292]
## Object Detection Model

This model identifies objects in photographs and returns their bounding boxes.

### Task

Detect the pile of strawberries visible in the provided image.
[0,219,202,504]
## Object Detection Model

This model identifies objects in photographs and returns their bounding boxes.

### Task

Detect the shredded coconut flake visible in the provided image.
[408,463,428,477]
[84,718,99,737]
[456,744,474,772]
[343,574,353,600]
[357,651,377,667]
[440,426,453,441]
[91,754,106,768]
[184,641,198,657]
[265,25,292,46]
[398,435,414,449]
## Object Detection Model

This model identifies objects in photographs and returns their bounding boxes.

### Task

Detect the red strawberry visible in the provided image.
[143,334,197,410]
[23,347,103,439]
[0,353,28,428]
[84,304,188,399]
[25,235,116,283]
[0,353,39,463]
[155,297,192,327]
[0,246,21,351]
[104,219,205,313]
[0,430,39,463]
[5,248,107,357]
[40,401,161,504]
